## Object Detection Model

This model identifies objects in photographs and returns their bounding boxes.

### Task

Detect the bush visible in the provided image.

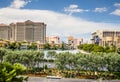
[0,62,28,82]
[92,45,104,52]
[117,47,120,54]
[78,44,117,53]
[113,72,120,79]
[78,44,95,52]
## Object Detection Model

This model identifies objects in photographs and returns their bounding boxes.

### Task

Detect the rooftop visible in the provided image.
[0,23,9,27]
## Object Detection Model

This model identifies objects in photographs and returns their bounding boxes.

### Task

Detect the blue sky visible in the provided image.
[0,0,120,42]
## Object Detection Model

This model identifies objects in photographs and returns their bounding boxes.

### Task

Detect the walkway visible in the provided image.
[26,77,120,82]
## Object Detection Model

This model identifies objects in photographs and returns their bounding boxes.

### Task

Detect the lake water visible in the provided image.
[37,50,79,68]
[43,50,79,59]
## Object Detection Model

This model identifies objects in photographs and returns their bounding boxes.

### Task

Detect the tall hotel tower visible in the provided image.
[0,20,46,43]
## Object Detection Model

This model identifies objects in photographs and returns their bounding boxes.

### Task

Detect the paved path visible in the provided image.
[77,49,90,54]
[26,77,120,82]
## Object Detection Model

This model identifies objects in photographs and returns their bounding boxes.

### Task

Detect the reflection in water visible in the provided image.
[43,50,79,59]
[36,50,79,68]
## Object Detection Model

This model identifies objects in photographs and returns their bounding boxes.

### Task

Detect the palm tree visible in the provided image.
[34,51,44,68]
[47,50,56,60]
[0,48,7,62]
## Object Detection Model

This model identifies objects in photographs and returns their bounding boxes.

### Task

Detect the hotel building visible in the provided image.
[0,24,10,40]
[91,30,120,47]
[68,36,83,49]
[0,20,46,43]
[46,36,60,44]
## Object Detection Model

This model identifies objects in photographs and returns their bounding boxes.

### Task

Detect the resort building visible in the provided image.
[46,36,60,49]
[91,30,120,48]
[0,20,46,43]
[46,36,60,44]
[68,36,83,49]
[0,24,10,40]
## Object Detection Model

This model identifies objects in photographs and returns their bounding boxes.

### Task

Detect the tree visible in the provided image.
[0,48,7,62]
[7,42,21,50]
[110,44,116,52]
[3,50,21,64]
[21,50,35,68]
[117,47,120,54]
[55,52,68,70]
[0,62,28,82]
[78,44,95,52]
[27,43,37,50]
[43,43,50,50]
[61,42,65,50]
[78,44,108,52]
[93,45,104,52]
[52,44,60,50]
[33,51,44,68]
[47,51,56,60]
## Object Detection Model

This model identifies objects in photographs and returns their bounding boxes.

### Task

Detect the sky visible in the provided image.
[0,0,120,42]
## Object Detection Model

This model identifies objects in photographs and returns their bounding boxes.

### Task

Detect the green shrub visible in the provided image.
[0,62,28,82]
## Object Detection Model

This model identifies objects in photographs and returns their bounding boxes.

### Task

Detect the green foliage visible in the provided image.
[0,48,7,62]
[92,45,104,52]
[52,44,60,50]
[55,52,120,72]
[117,47,120,54]
[13,63,26,74]
[113,72,120,79]
[27,43,37,50]
[7,42,21,50]
[0,62,27,82]
[33,51,44,68]
[4,50,21,64]
[55,52,77,70]
[3,50,44,69]
[55,52,67,70]
[6,41,40,50]
[110,45,116,52]
[78,44,101,52]
[44,43,61,50]
[78,44,116,53]
[47,51,56,60]
[44,64,48,69]
[54,52,120,78]
[1,48,120,79]
[61,42,65,50]
[104,46,110,52]
[43,43,50,50]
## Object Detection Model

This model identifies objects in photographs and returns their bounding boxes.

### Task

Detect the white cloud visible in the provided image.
[94,7,107,13]
[111,3,120,16]
[64,4,89,15]
[111,9,120,16]
[114,3,120,8]
[0,7,119,38]
[0,1,120,42]
[69,4,78,9]
[9,0,31,9]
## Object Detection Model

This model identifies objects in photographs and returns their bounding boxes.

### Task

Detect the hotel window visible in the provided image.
[103,32,107,37]
[116,32,120,36]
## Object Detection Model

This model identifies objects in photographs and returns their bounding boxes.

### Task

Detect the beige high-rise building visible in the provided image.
[91,30,120,47]
[0,24,10,40]
[0,20,46,43]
